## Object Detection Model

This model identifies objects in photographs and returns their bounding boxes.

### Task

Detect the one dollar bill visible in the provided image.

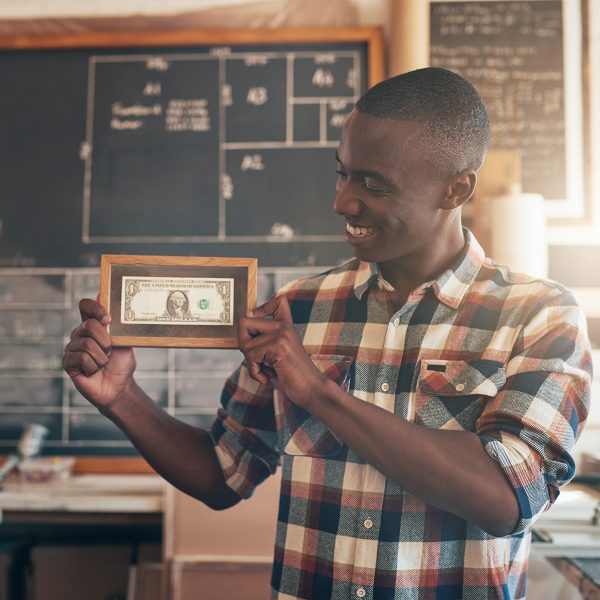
[121,276,234,326]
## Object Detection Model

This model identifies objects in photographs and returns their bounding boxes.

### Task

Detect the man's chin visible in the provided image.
[351,247,379,264]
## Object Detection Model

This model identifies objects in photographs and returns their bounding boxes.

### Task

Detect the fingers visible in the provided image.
[239,326,280,385]
[66,332,109,364]
[240,326,269,384]
[70,317,112,353]
[65,301,113,378]
[239,295,295,385]
[63,342,108,377]
[251,295,293,324]
[240,330,277,361]
[238,314,281,345]
[79,298,111,325]
[246,359,270,386]
[238,316,286,382]
[240,329,284,385]
[238,297,293,339]
[63,333,111,378]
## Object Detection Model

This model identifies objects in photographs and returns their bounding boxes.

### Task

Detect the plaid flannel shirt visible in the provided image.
[211,230,592,600]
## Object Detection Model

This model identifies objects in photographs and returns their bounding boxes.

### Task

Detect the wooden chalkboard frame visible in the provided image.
[0,26,385,87]
[0,26,384,474]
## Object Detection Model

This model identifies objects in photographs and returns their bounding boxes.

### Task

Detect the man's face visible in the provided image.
[334,110,451,266]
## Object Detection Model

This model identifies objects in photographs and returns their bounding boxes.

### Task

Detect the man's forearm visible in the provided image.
[103,379,240,510]
[306,379,519,536]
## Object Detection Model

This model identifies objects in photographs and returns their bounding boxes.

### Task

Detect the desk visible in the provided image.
[0,474,164,599]
[0,474,164,516]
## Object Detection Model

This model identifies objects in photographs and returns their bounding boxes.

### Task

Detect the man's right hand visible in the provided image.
[63,298,136,411]
[62,300,241,511]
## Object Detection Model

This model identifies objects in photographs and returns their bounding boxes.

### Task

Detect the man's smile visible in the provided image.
[345,222,378,239]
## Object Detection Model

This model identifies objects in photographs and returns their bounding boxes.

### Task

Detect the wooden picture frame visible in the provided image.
[99,254,257,348]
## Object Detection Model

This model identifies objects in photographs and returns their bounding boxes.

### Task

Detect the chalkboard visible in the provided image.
[430,0,588,222]
[0,28,383,269]
[0,28,383,470]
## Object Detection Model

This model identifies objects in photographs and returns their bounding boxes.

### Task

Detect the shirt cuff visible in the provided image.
[211,411,279,499]
[480,431,553,535]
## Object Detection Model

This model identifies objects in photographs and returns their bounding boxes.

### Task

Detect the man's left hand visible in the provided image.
[238,295,326,408]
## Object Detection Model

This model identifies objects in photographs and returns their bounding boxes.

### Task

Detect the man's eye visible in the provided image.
[364,178,385,192]
[336,170,347,180]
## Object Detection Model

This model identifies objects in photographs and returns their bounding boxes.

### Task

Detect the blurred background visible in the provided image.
[0,1,599,599]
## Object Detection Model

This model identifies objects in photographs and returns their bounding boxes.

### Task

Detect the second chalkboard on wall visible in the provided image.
[430,0,588,223]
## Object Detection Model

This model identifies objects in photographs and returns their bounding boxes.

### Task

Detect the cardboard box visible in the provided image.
[31,544,131,600]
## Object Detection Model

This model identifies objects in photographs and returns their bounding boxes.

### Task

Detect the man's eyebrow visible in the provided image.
[335,152,390,183]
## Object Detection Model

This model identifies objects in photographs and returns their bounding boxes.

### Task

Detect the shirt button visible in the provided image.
[381,382,390,393]
[393,317,400,327]
[363,518,373,529]
[455,383,465,392]
[356,588,366,598]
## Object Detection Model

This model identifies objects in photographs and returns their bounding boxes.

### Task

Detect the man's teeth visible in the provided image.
[346,223,375,237]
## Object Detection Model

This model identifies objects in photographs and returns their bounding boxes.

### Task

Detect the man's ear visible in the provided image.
[440,169,477,210]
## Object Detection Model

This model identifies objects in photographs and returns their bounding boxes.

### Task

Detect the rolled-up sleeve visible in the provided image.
[477,291,592,534]
[210,361,281,499]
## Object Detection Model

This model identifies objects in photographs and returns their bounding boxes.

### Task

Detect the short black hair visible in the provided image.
[356,67,489,175]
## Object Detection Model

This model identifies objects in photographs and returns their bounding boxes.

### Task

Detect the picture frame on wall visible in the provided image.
[99,254,257,348]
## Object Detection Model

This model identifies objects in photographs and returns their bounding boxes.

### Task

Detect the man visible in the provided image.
[63,68,592,599]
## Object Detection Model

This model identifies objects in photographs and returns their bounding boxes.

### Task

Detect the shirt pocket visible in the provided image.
[275,353,353,457]
[414,359,506,430]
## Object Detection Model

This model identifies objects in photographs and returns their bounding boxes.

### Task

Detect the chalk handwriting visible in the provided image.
[111,118,144,130]
[330,114,349,128]
[143,81,162,96]
[314,54,336,64]
[210,46,231,57]
[312,68,334,88]
[270,223,294,239]
[246,87,268,106]
[165,99,210,132]
[79,141,91,160]
[241,154,265,171]
[222,174,234,200]
[146,57,170,71]
[112,103,162,117]
[245,55,269,66]
[221,84,233,107]
[346,68,356,89]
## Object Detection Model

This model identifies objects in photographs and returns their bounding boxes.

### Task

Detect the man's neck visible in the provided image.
[377,227,466,305]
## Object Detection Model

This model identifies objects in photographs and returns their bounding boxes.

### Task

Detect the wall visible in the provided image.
[1,3,598,597]
[0,0,387,31]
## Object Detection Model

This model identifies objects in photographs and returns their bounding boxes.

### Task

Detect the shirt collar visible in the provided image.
[353,229,486,309]
[353,260,379,300]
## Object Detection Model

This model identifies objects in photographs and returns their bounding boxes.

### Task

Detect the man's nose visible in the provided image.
[333,182,362,217]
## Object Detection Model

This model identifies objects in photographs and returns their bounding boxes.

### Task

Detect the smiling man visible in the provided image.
[64,68,592,600]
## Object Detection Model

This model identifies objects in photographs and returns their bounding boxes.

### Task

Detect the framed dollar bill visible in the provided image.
[99,255,257,348]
